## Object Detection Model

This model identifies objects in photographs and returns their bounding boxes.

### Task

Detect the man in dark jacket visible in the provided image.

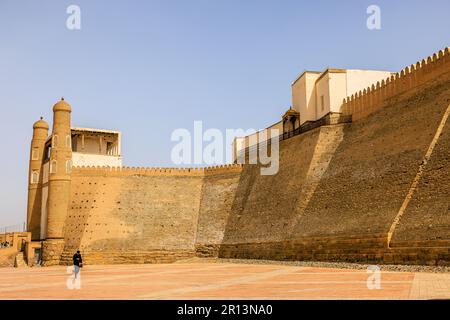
[73,250,83,278]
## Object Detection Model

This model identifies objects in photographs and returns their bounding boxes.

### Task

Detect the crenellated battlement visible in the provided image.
[72,163,244,177]
[204,164,244,176]
[341,47,450,121]
[73,165,204,177]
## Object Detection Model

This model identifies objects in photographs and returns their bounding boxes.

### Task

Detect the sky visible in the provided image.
[0,0,449,226]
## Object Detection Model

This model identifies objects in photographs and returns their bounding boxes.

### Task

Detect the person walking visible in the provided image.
[72,250,83,278]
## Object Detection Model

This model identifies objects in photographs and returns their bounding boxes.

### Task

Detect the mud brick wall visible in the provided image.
[53,51,450,266]
[62,170,204,264]
[195,171,242,257]
[0,248,18,267]
[391,85,450,245]
[218,77,450,266]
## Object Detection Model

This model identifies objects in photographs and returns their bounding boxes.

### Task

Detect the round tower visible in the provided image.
[27,117,49,240]
[43,98,73,265]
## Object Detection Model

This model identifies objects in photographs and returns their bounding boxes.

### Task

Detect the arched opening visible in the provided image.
[32,147,39,161]
[50,160,57,174]
[31,171,39,184]
[52,135,59,148]
[66,159,72,174]
[66,135,72,148]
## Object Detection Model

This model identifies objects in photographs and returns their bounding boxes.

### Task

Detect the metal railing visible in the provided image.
[235,112,353,162]
[0,223,26,235]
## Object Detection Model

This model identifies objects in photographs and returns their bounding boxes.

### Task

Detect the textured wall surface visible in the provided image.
[62,173,203,264]
[195,171,242,257]
[0,248,17,267]
[218,76,450,265]
[391,87,450,245]
[222,124,340,244]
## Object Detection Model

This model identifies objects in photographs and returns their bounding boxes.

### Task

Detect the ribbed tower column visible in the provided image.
[27,117,49,240]
[42,98,72,266]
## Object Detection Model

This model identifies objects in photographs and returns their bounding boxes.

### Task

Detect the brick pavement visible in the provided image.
[0,262,448,299]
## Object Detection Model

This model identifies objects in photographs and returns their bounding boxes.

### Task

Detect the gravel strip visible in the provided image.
[176,257,450,273]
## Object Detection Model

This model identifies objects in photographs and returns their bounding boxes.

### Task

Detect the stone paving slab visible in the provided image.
[0,262,448,300]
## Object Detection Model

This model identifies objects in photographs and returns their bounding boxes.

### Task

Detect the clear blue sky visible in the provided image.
[0,0,449,226]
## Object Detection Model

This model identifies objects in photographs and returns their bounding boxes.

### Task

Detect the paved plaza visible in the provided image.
[0,262,449,300]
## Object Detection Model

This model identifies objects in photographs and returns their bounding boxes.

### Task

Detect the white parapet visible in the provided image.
[72,152,122,167]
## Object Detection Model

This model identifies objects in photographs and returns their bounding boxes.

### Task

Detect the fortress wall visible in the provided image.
[61,167,204,265]
[60,164,243,264]
[54,69,450,266]
[0,247,18,267]
[218,75,450,265]
[195,170,243,257]
[391,95,450,247]
[221,125,334,244]
[342,47,450,121]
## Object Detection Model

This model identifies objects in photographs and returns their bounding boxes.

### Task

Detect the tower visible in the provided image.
[27,117,49,240]
[42,98,72,265]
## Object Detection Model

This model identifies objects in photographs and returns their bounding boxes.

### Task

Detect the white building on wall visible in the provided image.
[232,68,393,161]
[292,69,393,124]
[70,127,122,167]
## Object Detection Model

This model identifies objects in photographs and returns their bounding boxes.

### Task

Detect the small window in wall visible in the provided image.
[44,145,51,160]
[52,135,58,148]
[31,171,39,184]
[321,95,325,112]
[66,159,72,174]
[32,148,39,161]
[50,160,57,174]
[66,135,72,148]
